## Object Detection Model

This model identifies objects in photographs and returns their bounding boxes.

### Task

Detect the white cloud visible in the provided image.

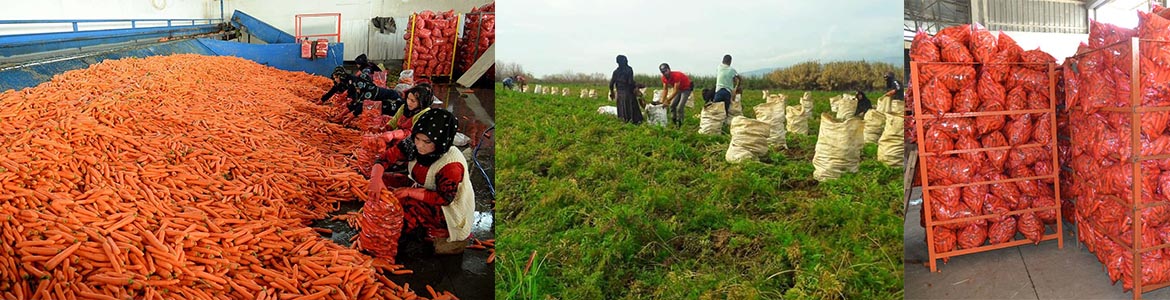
[498,0,902,77]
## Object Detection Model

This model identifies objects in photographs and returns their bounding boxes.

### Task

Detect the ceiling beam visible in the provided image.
[1086,0,1115,9]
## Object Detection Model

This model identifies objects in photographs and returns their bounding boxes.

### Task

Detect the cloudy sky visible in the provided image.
[496,0,903,77]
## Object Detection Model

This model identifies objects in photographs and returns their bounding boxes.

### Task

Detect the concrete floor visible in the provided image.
[904,187,1170,300]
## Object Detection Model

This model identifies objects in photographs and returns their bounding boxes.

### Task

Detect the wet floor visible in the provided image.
[311,85,495,299]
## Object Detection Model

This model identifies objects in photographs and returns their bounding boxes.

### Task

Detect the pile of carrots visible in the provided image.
[0,54,454,299]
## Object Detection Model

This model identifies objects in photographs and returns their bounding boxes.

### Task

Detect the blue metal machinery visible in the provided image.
[0,10,343,91]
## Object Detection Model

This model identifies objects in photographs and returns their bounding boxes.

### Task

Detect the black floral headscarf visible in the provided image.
[412,109,458,166]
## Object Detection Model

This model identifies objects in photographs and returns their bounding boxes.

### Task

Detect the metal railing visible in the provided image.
[0,18,223,36]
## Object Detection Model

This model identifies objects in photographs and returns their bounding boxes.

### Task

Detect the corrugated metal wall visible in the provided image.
[366,16,408,61]
[977,0,1088,33]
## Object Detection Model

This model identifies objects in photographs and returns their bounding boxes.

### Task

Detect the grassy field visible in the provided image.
[495,84,904,299]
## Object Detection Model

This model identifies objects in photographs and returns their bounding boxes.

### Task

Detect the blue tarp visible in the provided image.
[198,38,342,77]
[230,10,296,44]
[1,11,343,91]
[0,39,217,91]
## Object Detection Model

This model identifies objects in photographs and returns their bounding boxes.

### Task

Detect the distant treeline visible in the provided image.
[495,60,904,92]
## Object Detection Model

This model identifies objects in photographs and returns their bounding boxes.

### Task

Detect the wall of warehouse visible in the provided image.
[0,0,216,35]
[998,31,1087,64]
[0,0,492,61]
[225,0,491,61]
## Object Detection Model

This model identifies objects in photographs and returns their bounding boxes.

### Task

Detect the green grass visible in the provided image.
[495,84,904,300]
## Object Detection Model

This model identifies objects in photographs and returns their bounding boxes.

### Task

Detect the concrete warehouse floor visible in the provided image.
[905,187,1170,300]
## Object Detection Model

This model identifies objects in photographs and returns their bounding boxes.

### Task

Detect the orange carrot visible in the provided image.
[43,241,82,270]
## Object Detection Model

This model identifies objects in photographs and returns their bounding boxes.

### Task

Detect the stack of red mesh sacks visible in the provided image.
[911,24,1060,261]
[458,2,494,74]
[1056,61,1076,225]
[404,10,458,77]
[1066,9,1170,291]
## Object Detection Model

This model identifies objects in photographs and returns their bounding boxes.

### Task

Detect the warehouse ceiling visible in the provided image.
[904,0,971,35]
[904,0,1170,39]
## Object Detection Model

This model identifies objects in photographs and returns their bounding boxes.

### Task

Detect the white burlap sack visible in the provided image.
[878,110,905,167]
[698,103,727,135]
[580,89,587,98]
[644,104,668,127]
[762,90,769,101]
[864,109,885,144]
[754,101,788,149]
[876,96,891,113]
[834,94,858,121]
[652,89,663,105]
[597,106,617,116]
[729,94,744,118]
[562,88,570,96]
[522,86,529,93]
[813,112,865,181]
[534,84,543,94]
[890,100,905,114]
[767,94,787,104]
[726,116,771,162]
[589,89,597,98]
[786,106,809,135]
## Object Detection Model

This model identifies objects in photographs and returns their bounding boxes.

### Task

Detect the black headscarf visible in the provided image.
[412,109,458,166]
[404,84,435,117]
[854,90,873,117]
[610,55,635,91]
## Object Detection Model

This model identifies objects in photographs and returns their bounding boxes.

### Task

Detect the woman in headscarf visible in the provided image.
[375,84,435,144]
[321,66,359,104]
[854,89,874,117]
[354,75,405,115]
[367,109,475,247]
[609,55,643,124]
[354,54,383,75]
[387,84,434,131]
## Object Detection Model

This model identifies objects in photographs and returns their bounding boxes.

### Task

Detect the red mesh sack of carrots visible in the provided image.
[933,227,958,262]
[970,25,998,63]
[923,65,977,93]
[910,31,940,62]
[921,79,952,114]
[355,133,390,176]
[356,101,386,133]
[1089,20,1136,49]
[357,189,405,262]
[1021,49,1056,71]
[458,2,495,74]
[997,31,1024,62]
[936,34,974,63]
[957,222,988,249]
[927,156,976,185]
[981,132,1009,171]
[987,214,1017,244]
[936,24,971,46]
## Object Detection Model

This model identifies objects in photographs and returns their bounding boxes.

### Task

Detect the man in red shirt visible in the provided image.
[658,63,694,128]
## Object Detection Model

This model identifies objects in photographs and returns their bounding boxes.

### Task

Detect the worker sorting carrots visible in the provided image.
[366,109,476,254]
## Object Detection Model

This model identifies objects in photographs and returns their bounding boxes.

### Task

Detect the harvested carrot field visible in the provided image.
[0,55,455,299]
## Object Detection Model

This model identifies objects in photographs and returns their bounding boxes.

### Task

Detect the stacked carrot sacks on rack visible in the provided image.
[0,54,453,300]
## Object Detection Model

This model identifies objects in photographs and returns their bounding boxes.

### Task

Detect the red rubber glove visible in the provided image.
[382,129,409,142]
[393,187,427,201]
[367,164,386,202]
